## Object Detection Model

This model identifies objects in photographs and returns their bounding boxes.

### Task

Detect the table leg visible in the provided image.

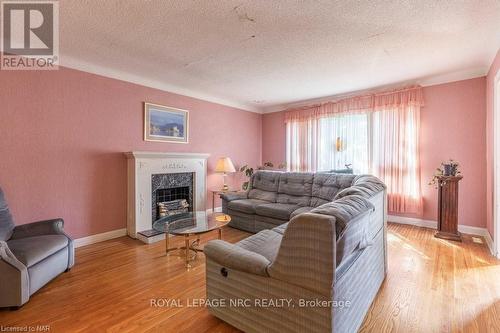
[218,228,222,240]
[194,236,201,259]
[185,235,190,268]
[165,232,169,254]
[212,192,215,213]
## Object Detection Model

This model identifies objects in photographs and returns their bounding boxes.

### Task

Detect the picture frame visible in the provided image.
[144,102,189,143]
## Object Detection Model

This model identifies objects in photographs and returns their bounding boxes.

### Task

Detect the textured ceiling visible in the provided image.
[59,0,500,112]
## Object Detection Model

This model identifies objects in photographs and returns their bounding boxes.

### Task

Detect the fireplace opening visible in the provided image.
[151,172,194,222]
[156,186,190,203]
[156,186,191,218]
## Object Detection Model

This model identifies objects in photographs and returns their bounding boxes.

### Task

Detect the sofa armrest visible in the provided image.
[204,240,270,276]
[0,241,29,307]
[268,213,337,296]
[10,218,67,239]
[220,192,248,202]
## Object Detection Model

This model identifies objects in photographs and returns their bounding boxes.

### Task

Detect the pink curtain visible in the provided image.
[372,103,422,214]
[286,118,318,172]
[285,86,424,122]
[285,86,424,214]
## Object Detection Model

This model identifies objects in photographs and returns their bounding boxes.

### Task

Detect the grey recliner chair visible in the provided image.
[0,187,74,309]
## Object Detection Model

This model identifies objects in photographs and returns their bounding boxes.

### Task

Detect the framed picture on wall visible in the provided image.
[144,102,189,143]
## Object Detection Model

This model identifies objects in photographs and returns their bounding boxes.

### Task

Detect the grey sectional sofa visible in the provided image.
[221,171,362,232]
[205,171,387,333]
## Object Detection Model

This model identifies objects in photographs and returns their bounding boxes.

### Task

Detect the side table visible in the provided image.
[209,189,238,212]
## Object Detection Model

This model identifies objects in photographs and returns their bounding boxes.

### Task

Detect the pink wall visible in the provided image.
[262,77,487,228]
[262,111,286,165]
[486,49,500,238]
[416,78,486,227]
[0,67,262,239]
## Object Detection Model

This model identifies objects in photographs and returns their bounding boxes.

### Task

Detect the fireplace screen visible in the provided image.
[156,186,190,203]
[151,172,194,222]
[156,187,190,218]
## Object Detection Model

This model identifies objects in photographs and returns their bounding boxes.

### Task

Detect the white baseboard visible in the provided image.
[388,215,490,238]
[74,208,223,248]
[74,228,127,248]
[483,231,496,257]
[388,215,437,229]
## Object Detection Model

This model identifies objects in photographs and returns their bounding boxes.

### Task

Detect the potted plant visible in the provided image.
[442,159,460,176]
[240,162,286,190]
[429,159,461,188]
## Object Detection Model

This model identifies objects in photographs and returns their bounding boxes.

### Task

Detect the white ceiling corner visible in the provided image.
[60,54,263,113]
[58,0,500,113]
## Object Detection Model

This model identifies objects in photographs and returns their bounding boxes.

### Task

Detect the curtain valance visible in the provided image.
[284,86,424,123]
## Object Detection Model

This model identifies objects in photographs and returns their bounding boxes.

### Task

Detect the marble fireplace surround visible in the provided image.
[125,151,209,242]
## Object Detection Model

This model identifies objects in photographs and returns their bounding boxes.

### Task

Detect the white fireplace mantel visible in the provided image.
[125,151,209,242]
[125,151,210,160]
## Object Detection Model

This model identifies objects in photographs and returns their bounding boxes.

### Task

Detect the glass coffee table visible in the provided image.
[152,211,231,268]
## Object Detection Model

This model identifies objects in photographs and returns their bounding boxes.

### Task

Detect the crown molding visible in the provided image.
[417,66,488,87]
[58,54,488,116]
[59,54,263,114]
[261,67,488,114]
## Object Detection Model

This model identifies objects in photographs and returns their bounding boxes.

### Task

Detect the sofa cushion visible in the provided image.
[276,194,311,207]
[310,173,356,207]
[248,189,277,202]
[290,206,314,218]
[310,195,374,239]
[228,199,269,214]
[220,192,247,202]
[278,172,314,196]
[8,235,69,267]
[276,173,313,206]
[251,170,281,192]
[334,174,386,200]
[0,187,15,241]
[248,171,281,202]
[237,229,283,262]
[204,240,270,276]
[255,203,299,220]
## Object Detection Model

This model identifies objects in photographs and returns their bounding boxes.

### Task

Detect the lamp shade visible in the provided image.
[215,157,236,173]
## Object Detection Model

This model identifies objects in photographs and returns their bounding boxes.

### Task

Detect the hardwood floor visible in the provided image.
[1,223,499,333]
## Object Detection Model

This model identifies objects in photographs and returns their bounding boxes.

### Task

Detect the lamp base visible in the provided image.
[221,173,229,192]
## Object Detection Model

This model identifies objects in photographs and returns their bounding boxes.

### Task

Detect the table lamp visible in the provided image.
[215,157,236,191]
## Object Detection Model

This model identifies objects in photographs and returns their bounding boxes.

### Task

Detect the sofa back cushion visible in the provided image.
[0,187,15,241]
[277,173,313,206]
[310,194,373,239]
[248,171,281,202]
[310,173,356,207]
[334,174,386,200]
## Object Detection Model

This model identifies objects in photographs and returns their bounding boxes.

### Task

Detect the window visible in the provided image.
[286,112,369,174]
[285,87,423,214]
[317,113,369,174]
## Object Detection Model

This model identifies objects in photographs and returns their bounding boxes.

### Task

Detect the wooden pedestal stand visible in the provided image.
[435,175,463,242]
